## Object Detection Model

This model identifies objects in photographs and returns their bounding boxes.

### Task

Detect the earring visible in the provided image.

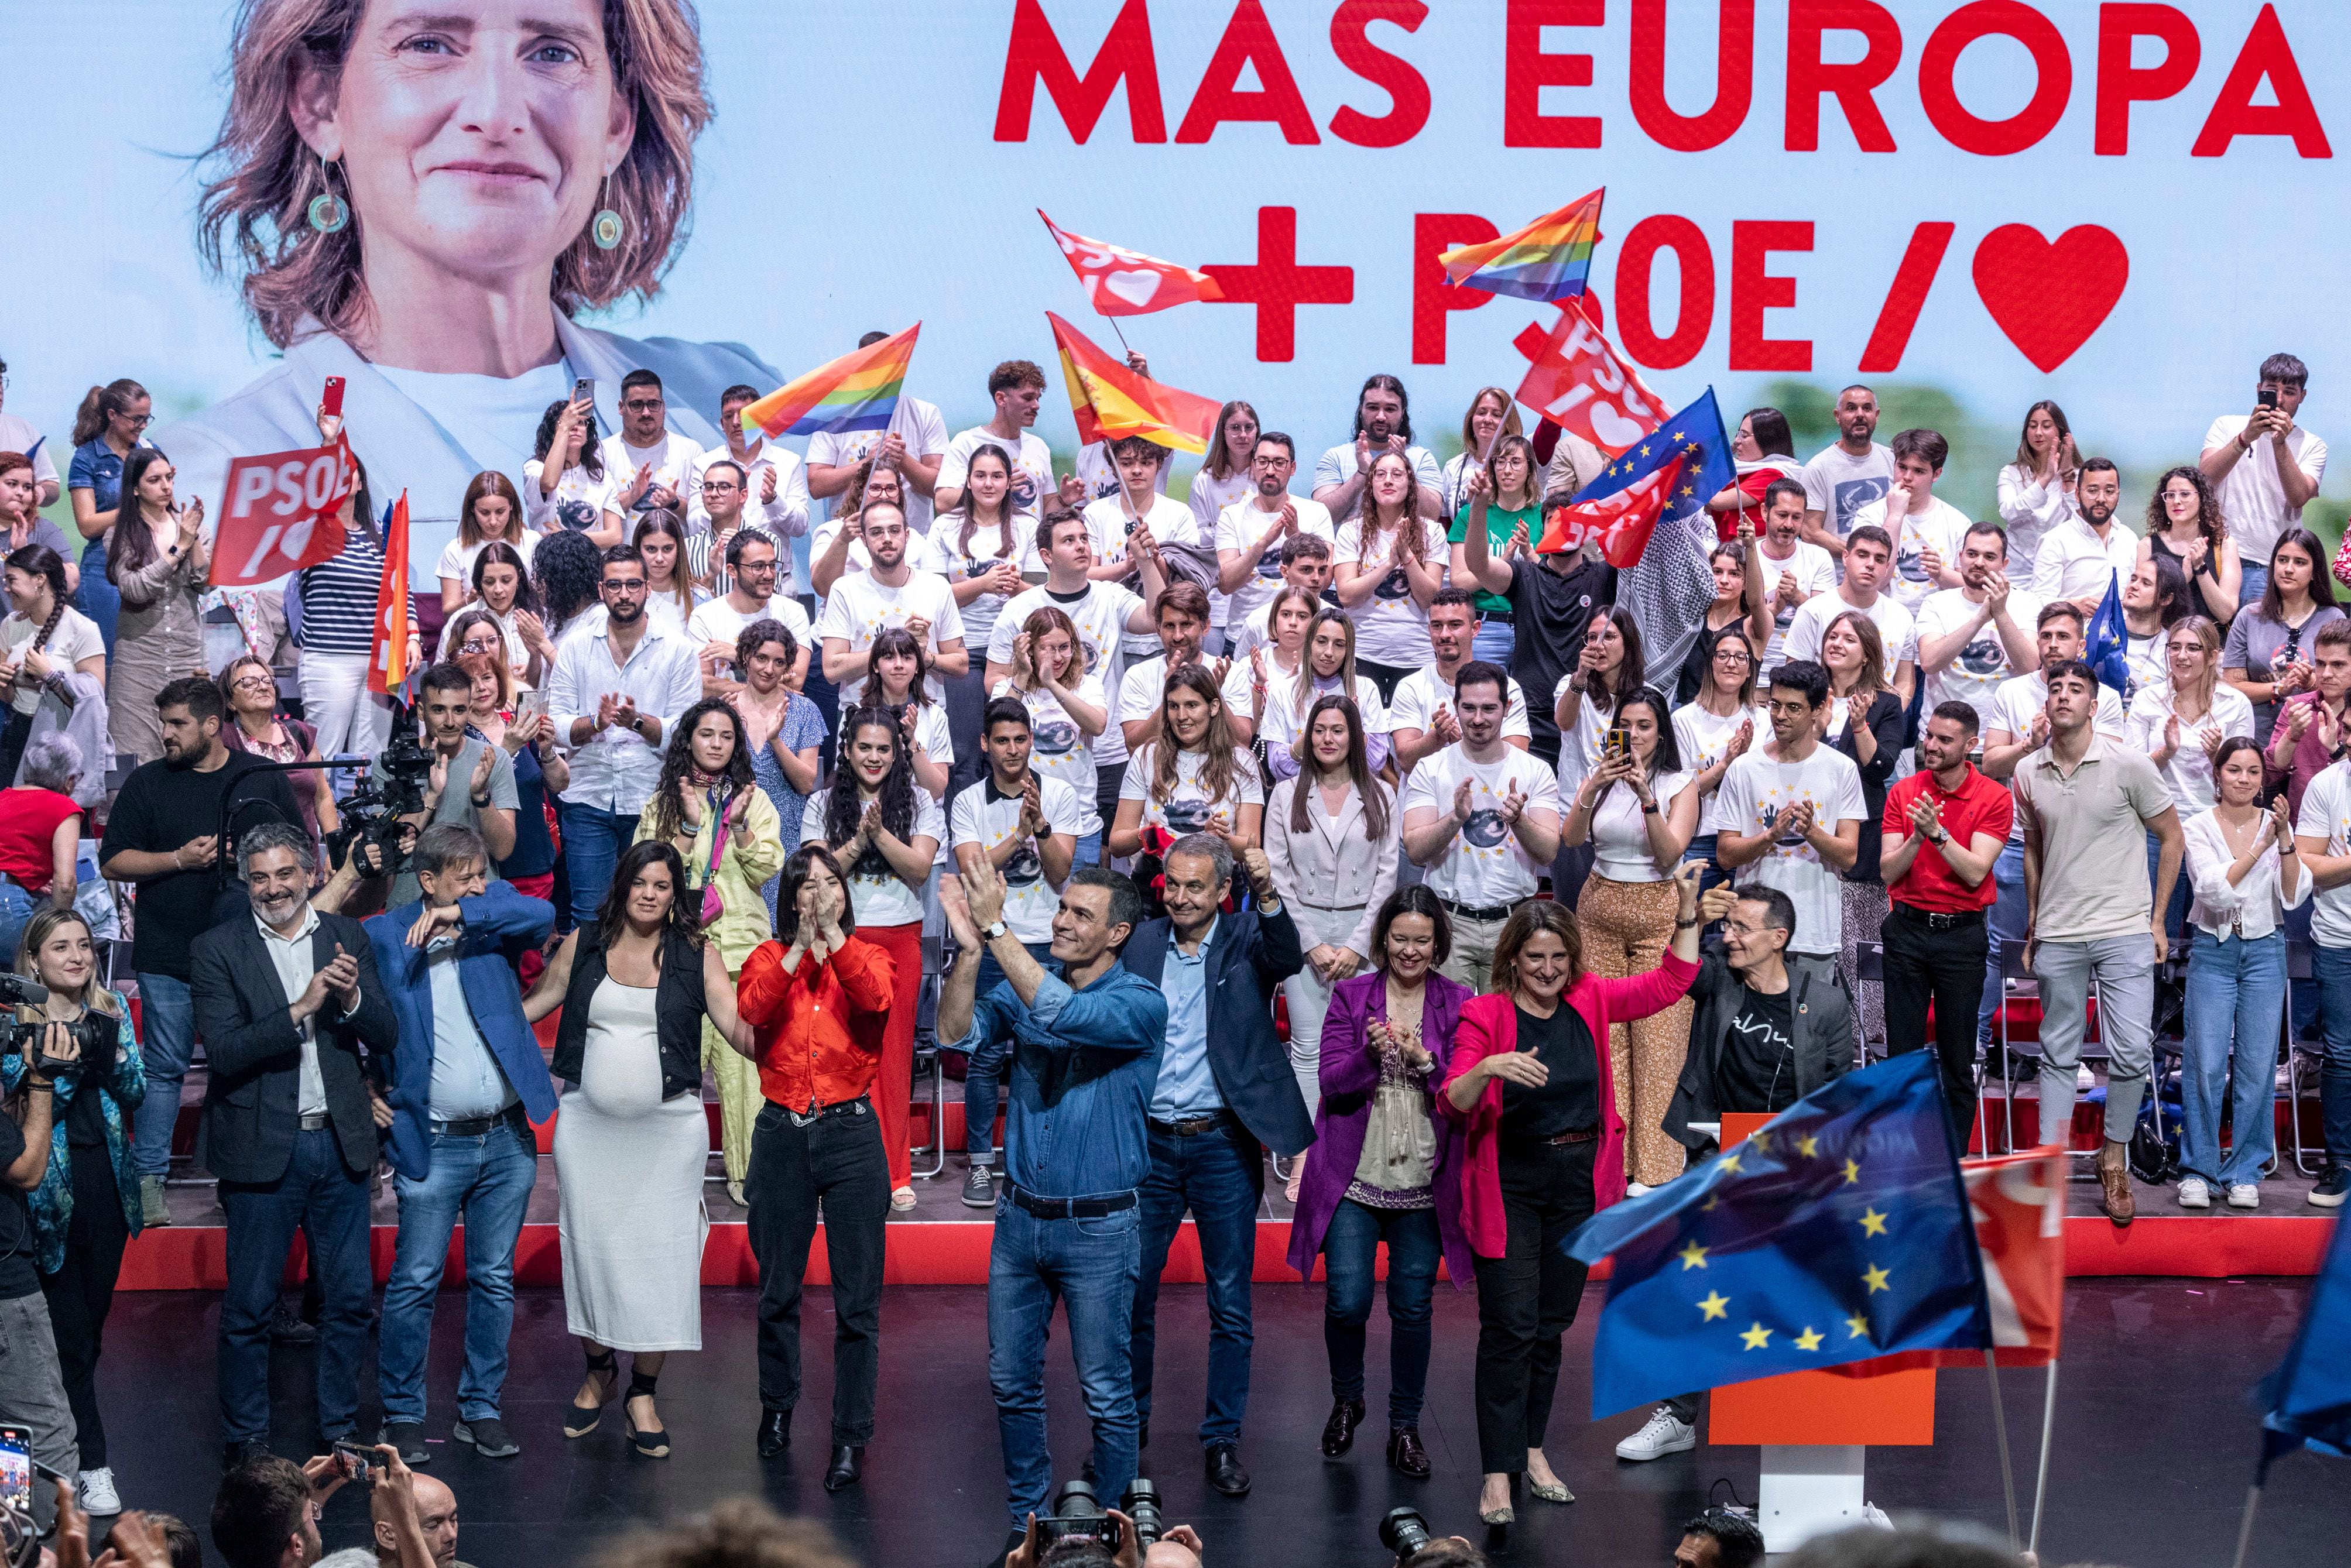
[306,153,349,235]
[590,175,623,251]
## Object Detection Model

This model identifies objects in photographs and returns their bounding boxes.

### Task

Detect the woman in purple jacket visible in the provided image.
[1286,885,1475,1480]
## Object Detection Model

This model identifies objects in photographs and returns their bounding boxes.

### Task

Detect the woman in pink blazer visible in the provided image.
[1441,864,1710,1526]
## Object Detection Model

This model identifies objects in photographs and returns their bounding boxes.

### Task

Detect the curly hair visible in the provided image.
[534,397,606,481]
[734,617,798,678]
[2144,464,2226,562]
[645,697,753,844]
[823,706,917,881]
[534,529,606,637]
[595,839,704,953]
[1146,663,1243,808]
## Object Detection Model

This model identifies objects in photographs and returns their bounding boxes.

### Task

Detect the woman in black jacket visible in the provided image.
[1819,610,1906,1052]
[527,840,749,1458]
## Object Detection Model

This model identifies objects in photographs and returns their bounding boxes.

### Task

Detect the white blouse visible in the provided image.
[2182,807,2309,942]
[2126,681,2257,817]
[1587,769,1694,884]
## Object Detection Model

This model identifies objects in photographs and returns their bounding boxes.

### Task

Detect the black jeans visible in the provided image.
[1472,1137,1594,1474]
[39,1144,129,1469]
[1881,903,1990,1144]
[1095,764,1125,864]
[746,1098,890,1446]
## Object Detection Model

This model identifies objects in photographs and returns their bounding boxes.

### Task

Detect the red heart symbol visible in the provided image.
[1971,225,2129,373]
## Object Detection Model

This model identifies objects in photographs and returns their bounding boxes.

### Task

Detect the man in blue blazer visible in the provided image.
[1120,832,1311,1498]
[361,824,557,1466]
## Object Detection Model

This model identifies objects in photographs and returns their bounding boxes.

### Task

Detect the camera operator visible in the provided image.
[192,822,398,1467]
[371,665,518,911]
[212,1447,434,1568]
[97,675,303,1228]
[0,993,80,1528]
[1002,1512,1206,1568]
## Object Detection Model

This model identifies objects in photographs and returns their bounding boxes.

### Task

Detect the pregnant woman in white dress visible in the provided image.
[526,840,750,1457]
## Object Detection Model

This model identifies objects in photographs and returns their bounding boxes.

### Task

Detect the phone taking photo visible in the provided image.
[321,376,346,418]
[0,1428,30,1518]
[2259,387,2280,410]
[573,377,596,410]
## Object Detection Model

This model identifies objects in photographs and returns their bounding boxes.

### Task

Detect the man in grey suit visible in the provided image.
[192,822,399,1467]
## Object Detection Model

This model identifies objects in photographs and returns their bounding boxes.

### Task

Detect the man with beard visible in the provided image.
[98,675,303,1226]
[191,821,397,1463]
[372,663,518,910]
[1115,581,1256,752]
[1916,520,2040,718]
[1742,478,1834,671]
[814,499,968,709]
[2031,458,2141,616]
[1221,533,1334,663]
[1798,383,1895,563]
[1213,433,1334,644]
[1312,375,1444,524]
[1399,662,1562,991]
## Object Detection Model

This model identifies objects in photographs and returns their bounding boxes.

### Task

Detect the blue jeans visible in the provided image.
[987,1196,1142,1528]
[1978,840,2028,1046]
[2307,943,2351,1169]
[0,883,34,977]
[2181,931,2284,1188]
[130,973,195,1180]
[2147,831,2188,945]
[218,1127,375,1443]
[1322,1199,1440,1426]
[2240,563,2269,615]
[1472,619,1516,667]
[557,801,642,927]
[962,942,1058,1161]
[1131,1120,1263,1447]
[1074,829,1102,870]
[76,538,119,654]
[377,1117,539,1425]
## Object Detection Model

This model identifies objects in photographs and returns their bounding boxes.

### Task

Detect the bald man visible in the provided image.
[373,1474,467,1568]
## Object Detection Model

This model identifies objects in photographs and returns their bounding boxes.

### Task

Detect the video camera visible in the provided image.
[1035,1478,1166,1549]
[1379,1507,1434,1560]
[321,696,434,880]
[0,976,108,1079]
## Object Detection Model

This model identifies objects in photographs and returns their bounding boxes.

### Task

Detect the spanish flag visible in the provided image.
[1047,313,1220,455]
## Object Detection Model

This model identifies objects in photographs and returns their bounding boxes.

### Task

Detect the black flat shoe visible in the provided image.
[564,1350,619,1439]
[1386,1426,1430,1478]
[1321,1398,1366,1457]
[1205,1441,1252,1497]
[822,1445,863,1492]
[758,1409,790,1457]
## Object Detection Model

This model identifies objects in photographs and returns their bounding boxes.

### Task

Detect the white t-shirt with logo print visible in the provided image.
[1782,591,1916,681]
[1672,700,1772,835]
[992,674,1111,836]
[1214,493,1335,633]
[1117,744,1264,841]
[1853,495,1970,615]
[1399,743,1561,909]
[941,427,1055,517]
[951,774,1085,944]
[1085,493,1219,656]
[1914,586,2042,725]
[1713,746,1867,956]
[1388,667,1531,774]
[1332,515,1450,668]
[807,396,950,534]
[1798,441,1896,554]
[988,581,1149,770]
[1115,655,1257,737]
[800,787,945,930]
[1755,538,1838,670]
[813,569,964,706]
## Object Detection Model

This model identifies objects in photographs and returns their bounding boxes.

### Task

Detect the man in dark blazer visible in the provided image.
[1119,832,1310,1498]
[191,821,398,1467]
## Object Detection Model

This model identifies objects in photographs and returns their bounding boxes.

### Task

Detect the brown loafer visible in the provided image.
[2099,1140,2135,1227]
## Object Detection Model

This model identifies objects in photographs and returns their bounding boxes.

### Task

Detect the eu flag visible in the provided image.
[1567,1051,1992,1417]
[2256,1190,2351,1477]
[1540,388,1736,569]
[2085,571,2133,699]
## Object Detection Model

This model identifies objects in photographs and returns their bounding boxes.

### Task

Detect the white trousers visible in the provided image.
[299,652,393,763]
[1280,901,1370,1118]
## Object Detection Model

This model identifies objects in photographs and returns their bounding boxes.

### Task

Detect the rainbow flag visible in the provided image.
[1047,313,1221,455]
[740,324,920,440]
[1440,188,1604,302]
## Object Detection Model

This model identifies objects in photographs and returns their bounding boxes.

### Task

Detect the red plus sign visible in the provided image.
[1203,207,1353,363]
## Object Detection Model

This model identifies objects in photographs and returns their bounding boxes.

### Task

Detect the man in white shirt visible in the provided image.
[687,530,813,698]
[2292,749,2351,1208]
[1782,525,1917,704]
[1311,375,1445,524]
[686,387,809,581]
[815,500,967,708]
[1851,429,1968,614]
[1713,659,1865,964]
[807,332,950,534]
[1916,520,2040,722]
[1223,534,1334,663]
[2202,352,2327,608]
[2031,458,2140,615]
[1747,478,1836,670]
[1214,433,1334,640]
[938,360,1068,517]
[684,455,791,601]
[1084,436,1216,656]
[599,369,702,518]
[1116,580,1256,750]
[1400,663,1562,991]
[546,545,703,923]
[1798,385,1894,562]
[1388,588,1531,774]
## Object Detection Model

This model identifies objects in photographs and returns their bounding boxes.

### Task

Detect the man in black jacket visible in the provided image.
[1120,833,1310,1498]
[192,822,399,1466]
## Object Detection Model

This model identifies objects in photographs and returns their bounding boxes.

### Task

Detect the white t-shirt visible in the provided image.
[0,413,60,492]
[2205,414,2328,562]
[2297,761,2351,947]
[1987,670,2131,843]
[1855,495,1970,614]
[988,582,1147,768]
[1255,670,1392,767]
[991,674,1111,836]
[799,787,944,929]
[1388,667,1531,767]
[1,606,105,716]
[1118,743,1264,839]
[599,431,703,517]
[1214,493,1335,632]
[808,514,947,581]
[686,593,814,677]
[1399,744,1561,908]
[933,509,1041,657]
[839,696,953,785]
[1187,467,1256,537]
[1783,591,1916,681]
[1071,442,1171,506]
[1755,538,1838,670]
[1312,440,1444,526]
[1673,701,1771,834]
[1332,515,1449,667]
[1589,770,1694,884]
[521,459,622,536]
[941,427,1055,516]
[434,528,540,591]
[685,442,810,543]
[2123,625,2172,709]
[807,396,950,533]
[2127,681,2257,817]
[1914,587,2042,725]
[814,569,965,706]
[951,774,1084,943]
[1085,493,1218,654]
[1116,654,1256,737]
[1714,747,1868,956]
[1553,679,1670,793]
[1798,442,1896,551]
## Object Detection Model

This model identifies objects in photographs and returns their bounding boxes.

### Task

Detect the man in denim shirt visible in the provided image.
[939,857,1166,1557]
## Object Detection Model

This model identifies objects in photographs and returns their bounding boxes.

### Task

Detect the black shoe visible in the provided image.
[221,1439,271,1471]
[378,1422,428,1465]
[2312,1168,2350,1208]
[269,1305,316,1345]
[1386,1427,1431,1478]
[1205,1442,1251,1498]
[452,1418,518,1459]
[822,1445,863,1492]
[758,1409,790,1457]
[1320,1398,1366,1457]
[962,1164,996,1208]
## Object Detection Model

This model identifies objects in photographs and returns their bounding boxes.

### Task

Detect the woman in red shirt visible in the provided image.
[1441,866,1709,1526]
[731,845,896,1494]
[0,734,86,967]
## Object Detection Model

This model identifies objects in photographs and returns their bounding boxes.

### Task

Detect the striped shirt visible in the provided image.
[294,524,415,656]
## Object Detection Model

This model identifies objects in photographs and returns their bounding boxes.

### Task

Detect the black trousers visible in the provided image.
[40,1144,130,1469]
[746,1098,890,1446]
[1880,903,1990,1145]
[1095,764,1125,863]
[1472,1138,1594,1474]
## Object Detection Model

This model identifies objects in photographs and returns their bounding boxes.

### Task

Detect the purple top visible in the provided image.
[1286,969,1476,1289]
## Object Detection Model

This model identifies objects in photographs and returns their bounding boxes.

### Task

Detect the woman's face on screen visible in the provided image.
[313,0,635,286]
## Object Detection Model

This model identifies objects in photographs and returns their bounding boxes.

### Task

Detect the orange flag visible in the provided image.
[366,491,413,697]
[1046,312,1221,454]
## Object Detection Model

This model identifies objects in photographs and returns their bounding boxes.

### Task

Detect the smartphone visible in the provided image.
[331,1439,386,1479]
[573,377,596,410]
[515,689,546,729]
[1034,1517,1122,1549]
[2259,387,2280,410]
[1605,725,1631,760]
[321,376,346,418]
[0,1429,29,1518]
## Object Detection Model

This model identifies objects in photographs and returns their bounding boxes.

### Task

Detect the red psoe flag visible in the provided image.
[1514,293,1670,458]
[1039,211,1226,316]
[1540,456,1685,569]
[366,490,413,698]
[208,440,354,586]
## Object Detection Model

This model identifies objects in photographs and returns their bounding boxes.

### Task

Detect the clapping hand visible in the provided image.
[903,615,933,650]
[611,694,642,737]
[1505,519,1531,560]
[1451,776,1475,825]
[1726,716,1754,763]
[1016,773,1047,839]
[962,852,1008,929]
[760,464,780,505]
[1496,777,1530,827]
[2199,722,2227,761]
[2283,698,2316,744]
[2266,794,2293,849]
[1010,631,1035,683]
[1985,571,2011,614]
[1428,702,1462,746]
[468,743,496,799]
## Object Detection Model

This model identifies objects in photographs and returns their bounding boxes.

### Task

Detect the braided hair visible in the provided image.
[4,543,69,652]
[824,705,917,881]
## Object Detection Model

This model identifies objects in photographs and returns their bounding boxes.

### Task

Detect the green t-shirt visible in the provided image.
[1447,502,1540,616]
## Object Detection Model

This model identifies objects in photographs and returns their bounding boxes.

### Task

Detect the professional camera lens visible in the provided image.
[1119,1480,1163,1546]
[1051,1479,1103,1519]
[1379,1505,1435,1559]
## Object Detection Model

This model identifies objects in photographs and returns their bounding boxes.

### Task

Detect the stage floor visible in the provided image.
[96,1277,2335,1568]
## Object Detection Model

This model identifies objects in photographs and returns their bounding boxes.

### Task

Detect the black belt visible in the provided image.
[1004,1183,1139,1220]
[768,1095,871,1128]
[1482,609,1515,626]
[429,1105,527,1138]
[1149,1110,1239,1138]
[298,1112,330,1131]
[1437,895,1517,924]
[1522,1126,1600,1147]
[1891,904,1986,932]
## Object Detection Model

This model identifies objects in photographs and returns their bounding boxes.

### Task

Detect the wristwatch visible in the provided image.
[980,919,1010,942]
[1927,828,1949,846]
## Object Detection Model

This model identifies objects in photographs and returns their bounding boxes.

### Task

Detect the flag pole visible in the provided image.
[2027,1358,2059,1557]
[1983,1351,2020,1551]
[1106,315,1135,359]
[2227,1483,2263,1568]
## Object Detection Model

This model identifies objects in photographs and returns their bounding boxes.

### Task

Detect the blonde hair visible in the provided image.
[13,910,121,1020]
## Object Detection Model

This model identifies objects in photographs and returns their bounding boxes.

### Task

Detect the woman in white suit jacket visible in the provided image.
[1265,694,1401,1198]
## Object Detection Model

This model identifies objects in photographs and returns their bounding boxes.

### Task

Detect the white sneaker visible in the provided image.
[2177,1176,2211,1209]
[2076,1063,2096,1090]
[1626,1182,1653,1198]
[1614,1406,1697,1461]
[77,1469,120,1516]
[2227,1184,2260,1210]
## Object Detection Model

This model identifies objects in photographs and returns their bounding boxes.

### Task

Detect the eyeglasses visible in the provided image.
[1713,648,1752,664]
[603,579,649,595]
[623,399,664,413]
[459,637,502,654]
[230,674,274,691]
[125,414,153,428]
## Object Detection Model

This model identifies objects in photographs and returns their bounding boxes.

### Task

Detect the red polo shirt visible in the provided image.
[1883,764,2012,913]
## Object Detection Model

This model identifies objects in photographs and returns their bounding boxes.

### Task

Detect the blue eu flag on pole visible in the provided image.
[2085,570,2133,699]
[1567,1051,1992,1417]
[2256,1192,2351,1478]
